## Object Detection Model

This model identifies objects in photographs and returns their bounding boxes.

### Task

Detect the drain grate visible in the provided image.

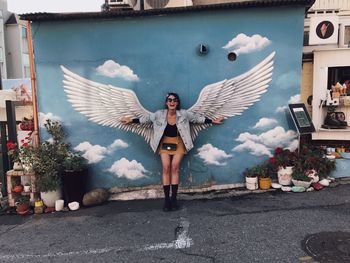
[302,231,350,263]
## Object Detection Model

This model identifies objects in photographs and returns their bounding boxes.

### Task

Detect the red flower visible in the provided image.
[6,142,17,149]
[268,157,277,164]
[274,147,283,155]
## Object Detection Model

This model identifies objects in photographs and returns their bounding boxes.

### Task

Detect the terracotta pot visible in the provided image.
[16,203,29,215]
[13,185,23,193]
[259,177,271,190]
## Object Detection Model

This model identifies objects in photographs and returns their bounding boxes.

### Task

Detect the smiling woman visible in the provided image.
[7,0,104,13]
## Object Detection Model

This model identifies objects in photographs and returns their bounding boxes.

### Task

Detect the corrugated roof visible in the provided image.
[20,0,315,22]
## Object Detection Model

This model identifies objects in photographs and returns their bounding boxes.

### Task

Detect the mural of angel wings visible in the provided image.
[61,51,275,144]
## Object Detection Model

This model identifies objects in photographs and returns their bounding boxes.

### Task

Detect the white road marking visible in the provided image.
[0,218,193,260]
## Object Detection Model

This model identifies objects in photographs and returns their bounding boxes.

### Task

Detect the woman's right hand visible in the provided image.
[121,116,132,124]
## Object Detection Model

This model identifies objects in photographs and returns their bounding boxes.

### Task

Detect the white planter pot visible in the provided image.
[277,166,293,185]
[245,176,258,190]
[13,162,23,171]
[41,189,62,208]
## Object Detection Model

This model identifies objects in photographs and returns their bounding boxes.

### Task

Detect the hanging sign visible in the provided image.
[309,15,339,45]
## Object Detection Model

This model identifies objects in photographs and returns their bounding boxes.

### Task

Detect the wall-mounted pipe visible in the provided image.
[26,21,39,146]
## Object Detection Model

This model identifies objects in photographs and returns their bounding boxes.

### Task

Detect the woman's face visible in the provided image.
[166,95,178,110]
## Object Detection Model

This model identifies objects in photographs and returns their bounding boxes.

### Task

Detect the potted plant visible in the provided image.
[62,151,87,204]
[291,164,312,189]
[6,141,23,170]
[243,166,259,190]
[15,195,30,215]
[270,147,297,186]
[255,163,271,190]
[298,144,336,181]
[20,120,69,207]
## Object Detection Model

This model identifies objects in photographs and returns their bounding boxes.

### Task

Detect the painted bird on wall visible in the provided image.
[61,52,275,144]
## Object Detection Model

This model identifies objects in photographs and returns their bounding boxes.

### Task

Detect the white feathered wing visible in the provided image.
[188,51,275,141]
[61,66,154,143]
[61,51,275,144]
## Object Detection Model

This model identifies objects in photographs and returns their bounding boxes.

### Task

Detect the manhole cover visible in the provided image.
[302,231,350,263]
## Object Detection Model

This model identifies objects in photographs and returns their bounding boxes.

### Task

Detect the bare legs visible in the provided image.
[160,153,184,211]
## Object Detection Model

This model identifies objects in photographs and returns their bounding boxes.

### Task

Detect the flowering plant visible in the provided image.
[6,142,21,163]
[294,144,336,179]
[6,130,33,165]
[19,117,34,131]
[268,147,298,170]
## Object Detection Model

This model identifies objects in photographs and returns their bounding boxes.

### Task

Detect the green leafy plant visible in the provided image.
[20,120,69,192]
[63,151,86,171]
[244,163,270,178]
[296,144,336,179]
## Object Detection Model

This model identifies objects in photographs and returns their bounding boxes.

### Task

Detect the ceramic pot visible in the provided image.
[277,166,293,185]
[259,177,271,190]
[40,189,62,208]
[16,203,30,215]
[23,185,31,193]
[13,162,23,171]
[245,176,258,190]
[292,179,312,188]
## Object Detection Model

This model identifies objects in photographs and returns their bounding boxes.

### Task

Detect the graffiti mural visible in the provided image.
[31,6,306,190]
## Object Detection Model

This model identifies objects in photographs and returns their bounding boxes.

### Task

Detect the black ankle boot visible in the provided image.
[171,197,179,211]
[163,198,172,212]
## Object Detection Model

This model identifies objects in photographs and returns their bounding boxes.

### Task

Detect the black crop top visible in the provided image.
[164,123,178,137]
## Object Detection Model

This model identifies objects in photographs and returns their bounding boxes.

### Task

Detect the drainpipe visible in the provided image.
[26,21,39,146]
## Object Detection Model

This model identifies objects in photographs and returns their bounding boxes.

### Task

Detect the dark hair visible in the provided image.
[165,92,181,110]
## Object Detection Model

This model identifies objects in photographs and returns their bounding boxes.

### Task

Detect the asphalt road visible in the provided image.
[0,183,350,263]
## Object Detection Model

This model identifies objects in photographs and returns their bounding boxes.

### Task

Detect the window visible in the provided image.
[344,26,350,47]
[24,66,30,78]
[328,66,350,89]
[21,26,27,39]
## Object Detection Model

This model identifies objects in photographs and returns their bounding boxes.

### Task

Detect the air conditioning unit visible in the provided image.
[132,0,193,10]
[107,0,133,9]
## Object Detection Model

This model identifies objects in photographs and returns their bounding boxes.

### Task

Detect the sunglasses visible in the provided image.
[167,98,178,103]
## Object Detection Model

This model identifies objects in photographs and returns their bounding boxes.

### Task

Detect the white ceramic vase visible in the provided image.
[246,176,258,190]
[13,162,23,171]
[277,166,293,185]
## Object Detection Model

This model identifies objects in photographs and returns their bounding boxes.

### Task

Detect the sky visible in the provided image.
[7,0,105,14]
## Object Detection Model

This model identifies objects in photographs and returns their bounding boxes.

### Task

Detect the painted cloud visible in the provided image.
[288,94,301,104]
[233,126,298,157]
[96,60,139,81]
[253,118,278,129]
[275,94,301,113]
[39,112,61,127]
[74,139,128,164]
[275,71,299,90]
[197,143,232,166]
[222,33,271,55]
[107,158,148,180]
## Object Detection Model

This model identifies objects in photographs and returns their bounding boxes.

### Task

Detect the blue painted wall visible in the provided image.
[32,6,305,190]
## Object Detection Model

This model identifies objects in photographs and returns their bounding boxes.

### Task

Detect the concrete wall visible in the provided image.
[31,6,306,192]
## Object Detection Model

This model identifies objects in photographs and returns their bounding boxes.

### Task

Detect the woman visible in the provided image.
[121,93,223,211]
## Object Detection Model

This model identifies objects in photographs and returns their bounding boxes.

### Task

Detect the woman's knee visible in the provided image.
[171,163,180,174]
[162,164,171,174]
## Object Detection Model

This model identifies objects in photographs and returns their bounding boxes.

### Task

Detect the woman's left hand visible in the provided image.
[212,116,224,124]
